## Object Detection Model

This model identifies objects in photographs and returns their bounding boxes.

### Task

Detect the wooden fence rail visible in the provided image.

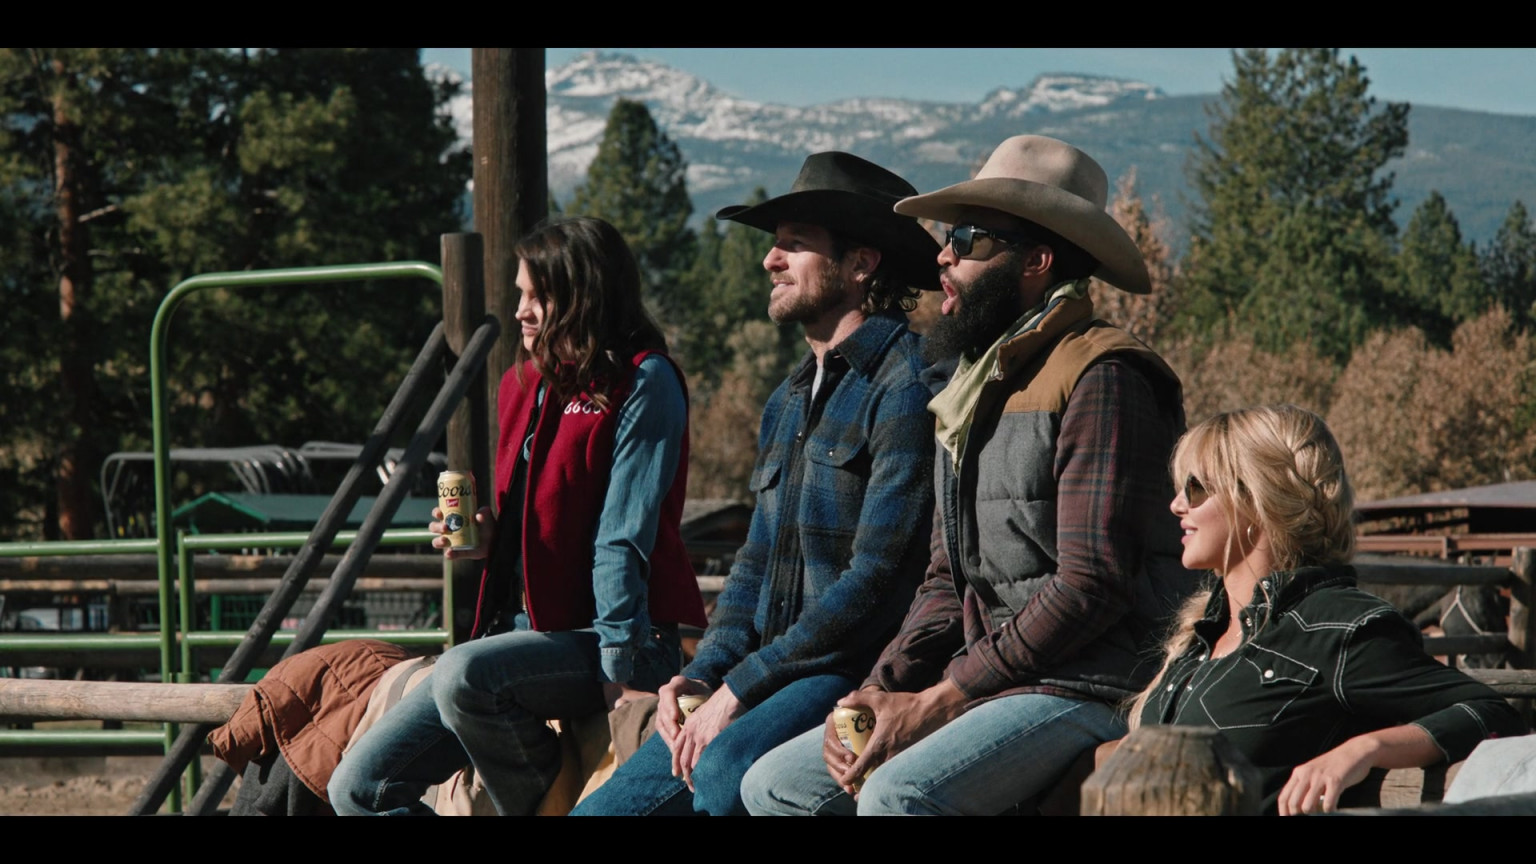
[0,680,249,724]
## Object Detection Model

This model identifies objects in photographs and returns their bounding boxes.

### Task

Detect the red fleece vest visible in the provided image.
[472,351,707,635]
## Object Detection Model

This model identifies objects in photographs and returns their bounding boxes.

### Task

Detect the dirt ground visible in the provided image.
[0,755,240,816]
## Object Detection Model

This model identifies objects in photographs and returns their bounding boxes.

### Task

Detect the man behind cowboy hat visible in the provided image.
[573,152,941,816]
[743,135,1192,815]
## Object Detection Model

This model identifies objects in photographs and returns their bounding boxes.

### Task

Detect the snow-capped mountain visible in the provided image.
[538,51,1172,208]
[443,51,1536,244]
[978,74,1164,117]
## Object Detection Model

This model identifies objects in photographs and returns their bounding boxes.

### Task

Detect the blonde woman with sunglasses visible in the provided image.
[1125,404,1525,815]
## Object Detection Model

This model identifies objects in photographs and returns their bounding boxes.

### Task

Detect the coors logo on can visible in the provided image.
[437,470,478,552]
[832,706,875,755]
[832,706,877,791]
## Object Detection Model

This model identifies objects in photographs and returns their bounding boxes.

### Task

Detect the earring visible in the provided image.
[1245,524,1257,546]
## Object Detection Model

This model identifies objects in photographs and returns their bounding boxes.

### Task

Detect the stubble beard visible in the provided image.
[768,257,852,326]
[922,254,1027,365]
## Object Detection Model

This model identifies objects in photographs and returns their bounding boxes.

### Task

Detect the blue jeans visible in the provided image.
[741,692,1123,815]
[328,626,679,816]
[570,673,857,817]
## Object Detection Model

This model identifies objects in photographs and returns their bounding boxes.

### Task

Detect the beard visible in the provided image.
[922,255,1027,365]
[768,256,852,325]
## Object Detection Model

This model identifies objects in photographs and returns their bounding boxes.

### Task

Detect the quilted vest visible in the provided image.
[472,351,708,636]
[942,295,1189,700]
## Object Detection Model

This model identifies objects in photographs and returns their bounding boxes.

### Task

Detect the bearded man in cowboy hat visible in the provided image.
[742,135,1192,816]
[573,152,941,817]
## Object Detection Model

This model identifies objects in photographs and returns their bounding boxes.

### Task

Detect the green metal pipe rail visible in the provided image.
[0,530,449,813]
[0,531,446,750]
[0,259,477,813]
[140,264,499,816]
[148,262,443,684]
[0,530,441,651]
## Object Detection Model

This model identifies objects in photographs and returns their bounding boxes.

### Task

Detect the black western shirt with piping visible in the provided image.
[1140,565,1528,812]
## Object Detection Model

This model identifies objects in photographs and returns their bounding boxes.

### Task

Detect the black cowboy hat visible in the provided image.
[716,152,940,291]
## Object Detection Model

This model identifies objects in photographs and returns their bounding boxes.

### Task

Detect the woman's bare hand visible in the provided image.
[429,506,494,560]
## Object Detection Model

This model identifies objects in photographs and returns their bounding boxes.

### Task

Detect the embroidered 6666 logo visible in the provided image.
[563,398,606,415]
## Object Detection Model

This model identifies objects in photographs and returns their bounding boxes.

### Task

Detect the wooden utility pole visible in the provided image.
[472,47,547,428]
[452,48,545,641]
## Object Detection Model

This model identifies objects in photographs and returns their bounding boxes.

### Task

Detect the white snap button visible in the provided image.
[1263,669,1274,679]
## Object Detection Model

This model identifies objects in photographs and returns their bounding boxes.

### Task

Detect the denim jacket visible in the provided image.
[1141,565,1528,811]
[685,310,936,708]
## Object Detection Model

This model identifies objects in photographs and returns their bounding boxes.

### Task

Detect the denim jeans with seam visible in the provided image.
[740,691,1123,816]
[570,673,857,817]
[328,625,679,816]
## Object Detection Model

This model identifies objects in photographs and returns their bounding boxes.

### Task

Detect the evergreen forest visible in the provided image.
[4,48,1536,541]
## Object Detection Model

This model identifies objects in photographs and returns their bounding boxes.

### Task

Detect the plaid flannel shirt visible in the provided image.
[686,310,937,708]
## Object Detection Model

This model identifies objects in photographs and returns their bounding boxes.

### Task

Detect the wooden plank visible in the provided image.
[1464,668,1536,697]
[1422,635,1511,657]
[1337,791,1536,816]
[1356,536,1449,555]
[0,680,250,723]
[1353,562,1511,587]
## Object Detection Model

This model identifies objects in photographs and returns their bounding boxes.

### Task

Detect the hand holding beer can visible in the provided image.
[832,706,877,792]
[436,471,479,553]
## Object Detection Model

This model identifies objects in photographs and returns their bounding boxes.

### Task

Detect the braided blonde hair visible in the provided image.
[1125,404,1356,729]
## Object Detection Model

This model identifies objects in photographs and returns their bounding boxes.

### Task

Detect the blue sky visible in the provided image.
[422,48,1536,116]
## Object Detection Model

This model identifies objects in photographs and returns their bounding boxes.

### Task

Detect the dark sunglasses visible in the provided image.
[944,224,1032,259]
[1183,475,1210,508]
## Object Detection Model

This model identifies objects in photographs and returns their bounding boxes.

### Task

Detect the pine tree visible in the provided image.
[1484,200,1536,326]
[1182,49,1409,360]
[0,48,470,540]
[567,99,696,320]
[1394,191,1486,344]
[680,188,801,391]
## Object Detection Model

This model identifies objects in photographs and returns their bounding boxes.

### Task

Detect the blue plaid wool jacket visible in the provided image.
[685,310,938,707]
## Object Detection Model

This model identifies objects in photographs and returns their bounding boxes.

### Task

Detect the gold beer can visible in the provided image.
[832,706,875,755]
[832,706,876,791]
[677,695,707,723]
[436,470,479,552]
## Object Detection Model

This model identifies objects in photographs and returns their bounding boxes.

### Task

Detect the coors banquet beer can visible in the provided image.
[832,706,875,755]
[677,695,707,723]
[436,470,479,552]
[832,706,877,791]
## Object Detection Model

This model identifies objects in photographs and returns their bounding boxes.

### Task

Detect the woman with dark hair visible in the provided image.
[1127,404,1525,815]
[330,217,708,816]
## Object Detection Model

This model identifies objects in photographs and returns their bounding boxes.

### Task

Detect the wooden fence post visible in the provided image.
[442,233,489,645]
[1512,547,1534,669]
[1080,725,1261,816]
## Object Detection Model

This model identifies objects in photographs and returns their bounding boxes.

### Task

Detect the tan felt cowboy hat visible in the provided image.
[717,151,940,291]
[894,135,1151,294]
